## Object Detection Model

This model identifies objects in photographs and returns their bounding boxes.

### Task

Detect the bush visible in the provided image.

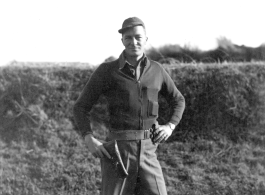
[1,63,264,142]
[1,62,265,194]
[167,63,265,142]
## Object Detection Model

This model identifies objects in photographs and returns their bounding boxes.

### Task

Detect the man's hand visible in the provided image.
[84,134,111,159]
[152,124,173,144]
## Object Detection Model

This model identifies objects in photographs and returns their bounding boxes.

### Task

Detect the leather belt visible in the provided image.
[108,129,152,141]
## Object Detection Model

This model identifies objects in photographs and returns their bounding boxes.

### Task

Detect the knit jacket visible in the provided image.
[73,52,185,138]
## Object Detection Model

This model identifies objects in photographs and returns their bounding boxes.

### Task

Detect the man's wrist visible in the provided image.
[166,122,176,131]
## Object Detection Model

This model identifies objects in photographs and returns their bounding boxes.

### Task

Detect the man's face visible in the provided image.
[121,25,148,58]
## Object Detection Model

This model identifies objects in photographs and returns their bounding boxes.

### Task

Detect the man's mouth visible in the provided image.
[130,48,139,50]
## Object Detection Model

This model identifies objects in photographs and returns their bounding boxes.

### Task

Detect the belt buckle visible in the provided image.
[144,129,148,139]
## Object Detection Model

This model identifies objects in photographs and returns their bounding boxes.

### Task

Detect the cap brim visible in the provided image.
[118,24,144,34]
[118,28,126,33]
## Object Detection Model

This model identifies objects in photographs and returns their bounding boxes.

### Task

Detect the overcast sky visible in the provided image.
[0,0,264,66]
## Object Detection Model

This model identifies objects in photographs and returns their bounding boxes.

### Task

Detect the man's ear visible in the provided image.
[121,37,124,45]
[146,37,148,42]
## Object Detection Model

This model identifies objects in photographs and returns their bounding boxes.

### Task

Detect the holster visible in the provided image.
[150,124,159,144]
[103,140,128,178]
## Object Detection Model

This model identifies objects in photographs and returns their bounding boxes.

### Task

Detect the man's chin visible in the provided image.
[126,50,143,58]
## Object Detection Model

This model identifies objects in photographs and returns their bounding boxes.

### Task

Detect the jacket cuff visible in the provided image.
[169,117,180,127]
[81,131,93,140]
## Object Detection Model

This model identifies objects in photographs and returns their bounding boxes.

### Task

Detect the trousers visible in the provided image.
[100,139,167,195]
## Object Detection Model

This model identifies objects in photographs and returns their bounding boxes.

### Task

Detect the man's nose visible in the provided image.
[131,37,137,45]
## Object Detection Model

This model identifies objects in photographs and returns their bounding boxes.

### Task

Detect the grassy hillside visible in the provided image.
[0,62,265,195]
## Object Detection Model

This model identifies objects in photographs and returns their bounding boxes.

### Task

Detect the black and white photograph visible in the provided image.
[0,0,265,194]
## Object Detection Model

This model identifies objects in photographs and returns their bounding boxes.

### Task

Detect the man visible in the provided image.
[73,17,185,195]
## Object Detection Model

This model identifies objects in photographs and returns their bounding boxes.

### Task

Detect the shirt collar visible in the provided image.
[118,50,149,70]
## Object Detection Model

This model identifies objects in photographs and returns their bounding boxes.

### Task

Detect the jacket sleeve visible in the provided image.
[73,63,109,138]
[160,67,185,126]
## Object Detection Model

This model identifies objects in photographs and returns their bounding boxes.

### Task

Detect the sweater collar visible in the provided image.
[118,51,149,69]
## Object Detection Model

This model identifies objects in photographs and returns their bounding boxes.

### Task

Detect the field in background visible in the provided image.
[0,61,265,195]
[146,37,265,64]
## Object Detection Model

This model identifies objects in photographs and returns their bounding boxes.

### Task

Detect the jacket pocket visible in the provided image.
[146,88,159,101]
[148,100,159,117]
